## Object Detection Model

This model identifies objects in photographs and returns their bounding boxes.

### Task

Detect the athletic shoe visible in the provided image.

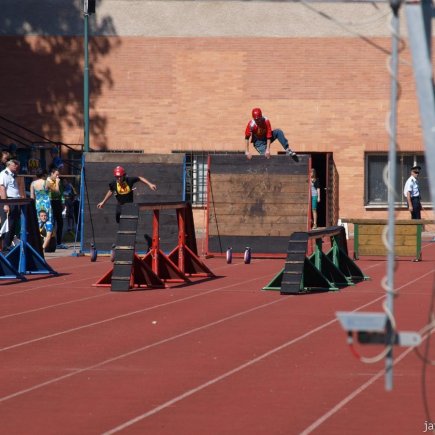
[286,149,297,157]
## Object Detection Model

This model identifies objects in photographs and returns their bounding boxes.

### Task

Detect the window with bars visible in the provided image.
[174,151,244,207]
[365,153,430,207]
[66,149,83,175]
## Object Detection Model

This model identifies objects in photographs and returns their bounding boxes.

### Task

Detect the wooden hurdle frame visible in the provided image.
[95,201,214,291]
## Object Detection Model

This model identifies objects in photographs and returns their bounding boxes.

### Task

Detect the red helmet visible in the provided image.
[252,107,262,120]
[114,166,125,177]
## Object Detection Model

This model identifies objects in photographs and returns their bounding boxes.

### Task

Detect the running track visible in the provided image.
[1,241,434,434]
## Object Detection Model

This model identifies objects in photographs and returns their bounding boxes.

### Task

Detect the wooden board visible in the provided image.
[358,246,417,257]
[342,218,435,225]
[83,153,185,252]
[353,220,423,259]
[358,225,417,236]
[359,234,417,246]
[207,154,309,255]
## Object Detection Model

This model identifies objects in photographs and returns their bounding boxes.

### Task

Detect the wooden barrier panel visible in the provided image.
[343,219,435,261]
[207,154,309,256]
[84,153,185,252]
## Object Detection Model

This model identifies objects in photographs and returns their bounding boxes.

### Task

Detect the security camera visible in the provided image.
[336,311,421,347]
[336,312,387,333]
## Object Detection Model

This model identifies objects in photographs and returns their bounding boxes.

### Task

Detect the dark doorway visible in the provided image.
[310,153,328,228]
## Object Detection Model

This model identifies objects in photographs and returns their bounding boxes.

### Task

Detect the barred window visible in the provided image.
[173,151,243,207]
[365,153,430,207]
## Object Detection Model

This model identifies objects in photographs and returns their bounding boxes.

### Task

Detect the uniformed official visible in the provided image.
[403,165,422,219]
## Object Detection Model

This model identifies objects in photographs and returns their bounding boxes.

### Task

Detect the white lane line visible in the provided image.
[0,257,266,315]
[2,256,254,317]
[299,327,431,435]
[0,257,267,298]
[0,297,287,403]
[101,317,339,435]
[2,257,431,415]
[0,273,274,352]
[0,293,110,320]
[0,274,103,297]
[101,269,435,434]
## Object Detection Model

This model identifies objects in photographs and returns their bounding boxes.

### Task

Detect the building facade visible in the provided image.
[0,0,432,230]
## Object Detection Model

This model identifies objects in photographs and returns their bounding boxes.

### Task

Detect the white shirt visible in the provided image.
[403,175,419,198]
[0,169,21,198]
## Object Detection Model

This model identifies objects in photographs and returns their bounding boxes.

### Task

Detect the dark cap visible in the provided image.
[411,165,421,172]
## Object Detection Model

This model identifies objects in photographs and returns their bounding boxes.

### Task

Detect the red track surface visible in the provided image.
[1,242,435,434]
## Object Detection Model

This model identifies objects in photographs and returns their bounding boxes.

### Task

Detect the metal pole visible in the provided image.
[80,154,85,253]
[422,0,432,59]
[385,3,401,391]
[81,5,90,256]
[405,2,435,211]
[83,9,90,153]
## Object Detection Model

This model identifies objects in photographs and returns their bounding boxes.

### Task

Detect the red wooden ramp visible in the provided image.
[95,201,214,291]
[94,253,165,290]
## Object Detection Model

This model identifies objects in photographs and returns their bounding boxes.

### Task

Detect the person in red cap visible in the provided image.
[97,166,157,222]
[244,107,297,160]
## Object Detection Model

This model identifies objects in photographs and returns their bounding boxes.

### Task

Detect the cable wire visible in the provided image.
[299,0,391,28]
[298,1,411,66]
[351,7,401,367]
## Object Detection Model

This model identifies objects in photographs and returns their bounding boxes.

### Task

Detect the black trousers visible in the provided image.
[115,202,134,223]
[1,204,20,249]
[410,196,421,219]
[51,200,64,243]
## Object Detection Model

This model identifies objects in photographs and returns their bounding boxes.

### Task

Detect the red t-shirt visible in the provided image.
[244,117,273,141]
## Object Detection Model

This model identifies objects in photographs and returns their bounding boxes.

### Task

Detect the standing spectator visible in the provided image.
[30,168,52,222]
[244,107,297,159]
[50,145,64,172]
[8,143,17,159]
[27,146,41,175]
[0,151,12,235]
[403,165,422,219]
[97,165,157,223]
[0,159,21,252]
[46,166,67,249]
[63,178,78,233]
[311,168,321,229]
[0,151,11,171]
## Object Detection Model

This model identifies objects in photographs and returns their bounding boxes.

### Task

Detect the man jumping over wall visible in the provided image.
[244,107,297,160]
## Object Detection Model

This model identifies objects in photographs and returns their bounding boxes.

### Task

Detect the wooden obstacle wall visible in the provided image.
[207,154,309,256]
[84,153,185,252]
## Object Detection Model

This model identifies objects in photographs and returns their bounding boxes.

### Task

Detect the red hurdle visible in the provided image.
[95,201,214,290]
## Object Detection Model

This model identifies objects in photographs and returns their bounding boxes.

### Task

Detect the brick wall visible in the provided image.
[0,34,428,225]
[94,36,425,223]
